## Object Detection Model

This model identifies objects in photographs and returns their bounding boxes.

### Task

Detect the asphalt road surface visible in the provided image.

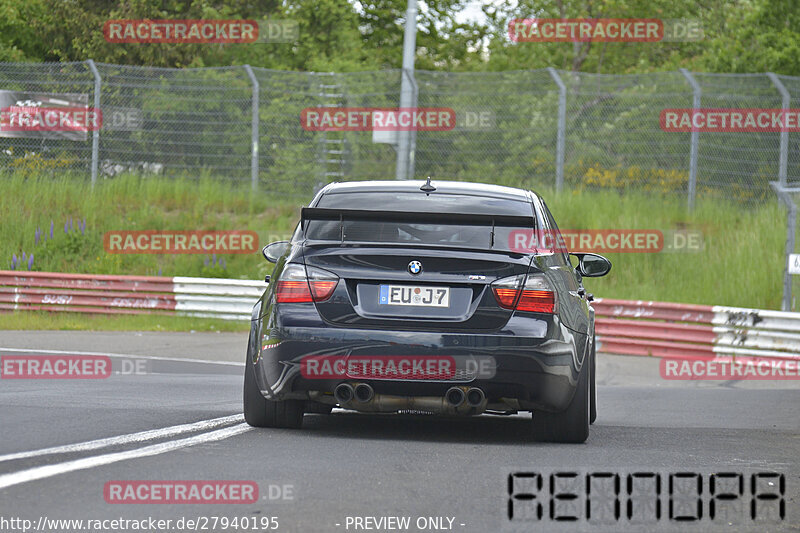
[0,330,797,533]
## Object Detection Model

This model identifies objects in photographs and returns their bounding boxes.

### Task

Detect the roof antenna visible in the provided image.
[420,176,436,194]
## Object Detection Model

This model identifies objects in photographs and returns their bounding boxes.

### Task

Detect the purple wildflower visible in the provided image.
[204,257,209,267]
[28,253,33,271]
[64,221,68,233]
[50,220,54,240]
[11,254,17,270]
[34,228,40,245]
[220,258,226,270]
[212,253,217,266]
[80,219,86,235]
[158,267,162,276]
[22,252,26,262]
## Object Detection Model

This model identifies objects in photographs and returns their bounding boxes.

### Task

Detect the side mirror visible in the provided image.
[570,253,612,277]
[262,241,290,263]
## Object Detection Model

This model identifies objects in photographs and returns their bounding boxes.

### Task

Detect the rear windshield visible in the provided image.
[306,192,535,251]
[316,192,533,216]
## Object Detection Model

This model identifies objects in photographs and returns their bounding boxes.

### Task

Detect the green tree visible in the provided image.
[0,0,49,61]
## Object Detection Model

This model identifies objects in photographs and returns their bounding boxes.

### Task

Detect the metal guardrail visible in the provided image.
[595,298,800,361]
[0,270,264,321]
[2,271,799,363]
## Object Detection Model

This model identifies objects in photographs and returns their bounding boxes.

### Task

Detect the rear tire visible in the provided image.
[243,352,305,429]
[532,354,590,443]
[590,335,597,424]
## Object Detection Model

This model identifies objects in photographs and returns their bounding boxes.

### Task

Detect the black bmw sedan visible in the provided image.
[244,180,611,443]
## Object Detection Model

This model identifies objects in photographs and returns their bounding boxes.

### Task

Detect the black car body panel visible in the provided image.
[249,180,597,415]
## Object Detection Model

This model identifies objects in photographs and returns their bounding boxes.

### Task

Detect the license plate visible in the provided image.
[379,285,450,307]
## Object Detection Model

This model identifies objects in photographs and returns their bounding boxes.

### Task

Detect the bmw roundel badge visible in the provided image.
[408,260,422,275]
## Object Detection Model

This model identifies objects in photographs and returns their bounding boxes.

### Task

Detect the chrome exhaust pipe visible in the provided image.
[354,383,374,403]
[334,383,354,404]
[466,387,485,407]
[445,387,465,407]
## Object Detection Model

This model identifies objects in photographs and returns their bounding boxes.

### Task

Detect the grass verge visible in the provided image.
[0,172,787,331]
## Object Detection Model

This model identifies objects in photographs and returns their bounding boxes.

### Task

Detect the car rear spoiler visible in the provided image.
[300,208,535,228]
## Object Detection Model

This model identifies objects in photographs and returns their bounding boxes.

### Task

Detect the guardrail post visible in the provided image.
[767,73,790,188]
[772,181,796,311]
[679,68,701,211]
[244,65,260,191]
[86,60,101,187]
[547,67,566,193]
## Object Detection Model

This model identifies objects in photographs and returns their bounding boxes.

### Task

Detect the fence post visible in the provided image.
[396,68,418,180]
[679,68,700,211]
[244,65,260,191]
[547,67,566,193]
[767,72,790,188]
[407,70,419,180]
[86,60,101,187]
[396,0,419,180]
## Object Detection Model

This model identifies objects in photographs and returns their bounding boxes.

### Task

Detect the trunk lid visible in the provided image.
[303,244,533,331]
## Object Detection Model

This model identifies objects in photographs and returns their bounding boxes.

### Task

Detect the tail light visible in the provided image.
[492,273,557,314]
[275,264,338,303]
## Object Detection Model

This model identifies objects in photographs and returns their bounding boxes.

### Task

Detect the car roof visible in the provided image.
[317,180,536,203]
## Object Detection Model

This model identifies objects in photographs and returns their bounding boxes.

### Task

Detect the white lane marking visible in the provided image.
[0,423,253,491]
[0,347,244,367]
[0,414,243,464]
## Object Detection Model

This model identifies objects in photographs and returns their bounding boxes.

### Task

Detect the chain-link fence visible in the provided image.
[1,61,799,204]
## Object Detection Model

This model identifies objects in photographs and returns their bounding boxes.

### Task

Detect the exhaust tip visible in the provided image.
[354,383,374,403]
[334,383,354,404]
[466,387,485,406]
[445,387,465,407]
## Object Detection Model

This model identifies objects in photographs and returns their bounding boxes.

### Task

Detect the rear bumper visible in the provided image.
[252,318,589,413]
